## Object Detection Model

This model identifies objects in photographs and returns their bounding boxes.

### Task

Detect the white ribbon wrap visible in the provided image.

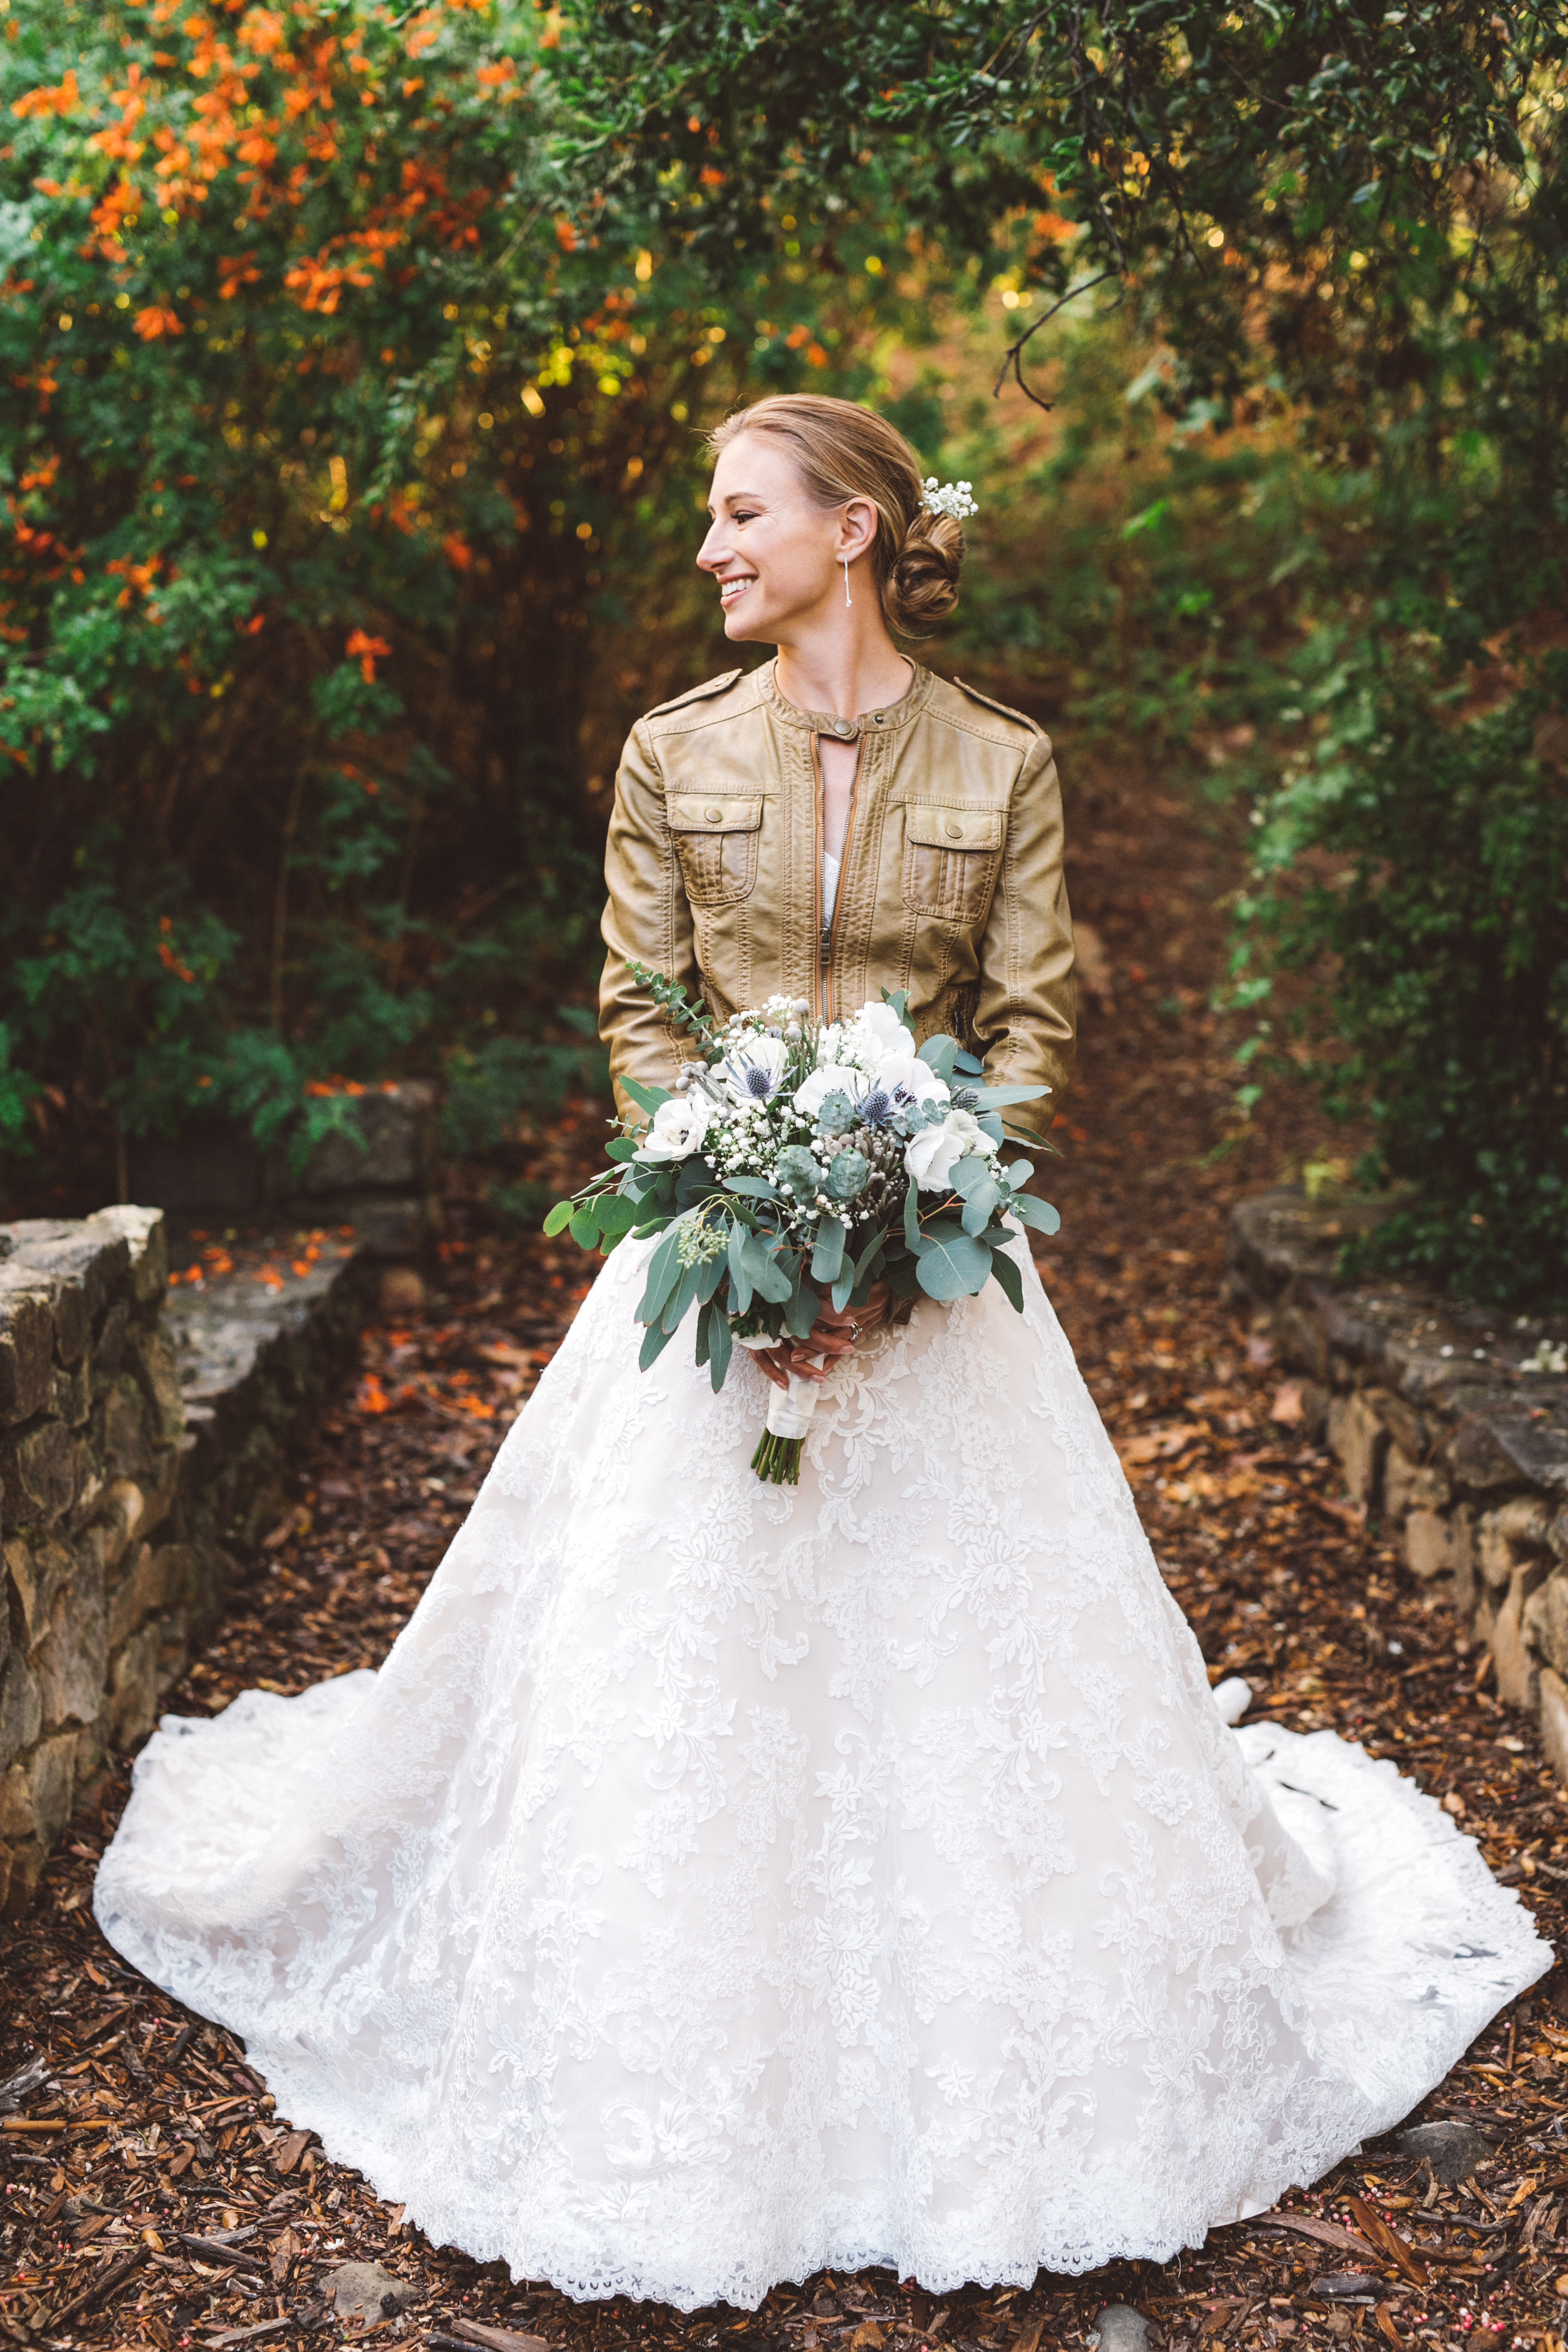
[736,1335,825,1443]
[764,1369,821,1441]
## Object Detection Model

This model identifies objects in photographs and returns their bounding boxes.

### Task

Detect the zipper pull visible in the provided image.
[819,924,833,970]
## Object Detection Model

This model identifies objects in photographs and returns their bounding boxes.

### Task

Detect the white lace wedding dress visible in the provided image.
[95,1233,1547,2310]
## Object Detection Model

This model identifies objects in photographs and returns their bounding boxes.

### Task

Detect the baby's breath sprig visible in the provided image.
[920,477,978,522]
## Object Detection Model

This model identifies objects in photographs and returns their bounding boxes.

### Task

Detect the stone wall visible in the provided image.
[1227,1187,1568,1773]
[0,1207,382,1918]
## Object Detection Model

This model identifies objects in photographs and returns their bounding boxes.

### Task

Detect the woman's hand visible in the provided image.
[753,1282,893,1393]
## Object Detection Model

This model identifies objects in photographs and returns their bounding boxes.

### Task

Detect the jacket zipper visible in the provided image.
[813,729,862,1025]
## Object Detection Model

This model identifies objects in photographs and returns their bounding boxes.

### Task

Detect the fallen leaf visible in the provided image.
[1345,2194,1427,2284]
[1263,2214,1380,2262]
[1270,1380,1304,1425]
[1116,1423,1203,1465]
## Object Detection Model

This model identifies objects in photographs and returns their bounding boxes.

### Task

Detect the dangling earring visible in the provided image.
[842,553,852,608]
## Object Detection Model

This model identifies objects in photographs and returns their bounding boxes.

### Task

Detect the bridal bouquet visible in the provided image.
[546,966,1059,1483]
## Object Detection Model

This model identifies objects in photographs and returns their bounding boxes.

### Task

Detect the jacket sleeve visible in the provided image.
[598,717,700,1119]
[972,730,1077,1140]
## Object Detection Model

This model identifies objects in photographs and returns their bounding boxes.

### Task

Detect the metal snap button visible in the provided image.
[833,718,853,737]
[704,805,722,822]
[873,713,885,724]
[944,820,963,840]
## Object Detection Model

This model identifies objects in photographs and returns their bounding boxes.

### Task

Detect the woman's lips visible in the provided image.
[719,575,754,604]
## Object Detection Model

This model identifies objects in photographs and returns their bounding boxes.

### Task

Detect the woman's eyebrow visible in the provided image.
[709,488,766,514]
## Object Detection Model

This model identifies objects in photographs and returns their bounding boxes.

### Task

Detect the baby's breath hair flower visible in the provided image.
[921,476,978,522]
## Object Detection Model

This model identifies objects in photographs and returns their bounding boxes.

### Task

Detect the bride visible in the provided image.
[96,393,1547,2312]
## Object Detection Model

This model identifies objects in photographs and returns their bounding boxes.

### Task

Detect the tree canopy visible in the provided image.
[3,0,1566,1299]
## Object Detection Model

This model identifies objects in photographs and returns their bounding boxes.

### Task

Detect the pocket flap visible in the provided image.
[668,794,763,835]
[905,802,1005,853]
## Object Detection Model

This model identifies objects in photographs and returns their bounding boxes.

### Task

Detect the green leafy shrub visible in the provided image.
[1236,646,1568,1308]
[0,0,935,1205]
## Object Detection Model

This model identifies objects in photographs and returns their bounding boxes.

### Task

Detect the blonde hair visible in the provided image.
[706,394,963,637]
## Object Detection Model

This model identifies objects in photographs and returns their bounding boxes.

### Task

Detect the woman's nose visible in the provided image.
[696,519,727,571]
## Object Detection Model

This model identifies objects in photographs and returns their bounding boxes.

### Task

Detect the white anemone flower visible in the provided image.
[869,1053,950,1110]
[636,1093,713,1162]
[851,1001,918,1059]
[793,1062,867,1119]
[717,1032,789,1107]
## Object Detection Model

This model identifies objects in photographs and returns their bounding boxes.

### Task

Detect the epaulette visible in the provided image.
[953,677,1042,736]
[646,668,743,719]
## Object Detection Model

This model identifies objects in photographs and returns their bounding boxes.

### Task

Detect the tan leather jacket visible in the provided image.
[598,659,1076,1137]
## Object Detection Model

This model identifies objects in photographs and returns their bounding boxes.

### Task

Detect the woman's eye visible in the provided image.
[732,508,758,523]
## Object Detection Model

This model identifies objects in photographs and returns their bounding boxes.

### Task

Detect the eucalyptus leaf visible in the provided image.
[826,1148,869,1201]
[989,1248,1025,1313]
[543,1199,575,1238]
[620,1076,674,1116]
[636,1223,684,1324]
[1012,1193,1062,1235]
[811,1215,846,1286]
[970,1082,1050,1109]
[775,1144,820,1199]
[903,1176,932,1256]
[727,1220,754,1314]
[742,1231,794,1302]
[914,1226,992,1302]
[674,1154,719,1211]
[724,1175,780,1197]
[848,1227,888,1291]
[783,1271,818,1341]
[605,1137,638,1163]
[918,1034,958,1081]
[960,1179,1003,1235]
[662,1256,706,1334]
[708,1300,733,1391]
[695,1246,728,1304]
[638,1318,675,1370]
[596,1194,641,1238]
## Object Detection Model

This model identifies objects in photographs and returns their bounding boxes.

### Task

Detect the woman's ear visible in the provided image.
[835,496,879,564]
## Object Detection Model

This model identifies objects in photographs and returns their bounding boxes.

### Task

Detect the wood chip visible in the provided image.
[444,2320,553,2352]
[272,2125,315,2175]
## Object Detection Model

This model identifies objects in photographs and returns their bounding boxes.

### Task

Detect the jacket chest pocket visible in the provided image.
[901,802,1004,924]
[668,794,763,908]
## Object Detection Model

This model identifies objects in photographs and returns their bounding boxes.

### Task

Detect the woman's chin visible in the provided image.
[722,599,764,641]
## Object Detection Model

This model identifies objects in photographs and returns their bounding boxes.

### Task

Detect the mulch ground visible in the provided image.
[2,751,1564,2352]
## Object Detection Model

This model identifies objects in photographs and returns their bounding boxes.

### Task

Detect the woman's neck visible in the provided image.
[773,615,913,724]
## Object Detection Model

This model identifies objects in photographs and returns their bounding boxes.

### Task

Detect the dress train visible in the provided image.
[94,1236,1548,2309]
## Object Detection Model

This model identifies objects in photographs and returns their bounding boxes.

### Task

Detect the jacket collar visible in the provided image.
[761,657,933,740]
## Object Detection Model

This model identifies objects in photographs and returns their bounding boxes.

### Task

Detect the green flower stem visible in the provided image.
[750,1430,804,1485]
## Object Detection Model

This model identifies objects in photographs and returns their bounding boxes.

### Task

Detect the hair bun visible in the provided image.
[885,508,963,637]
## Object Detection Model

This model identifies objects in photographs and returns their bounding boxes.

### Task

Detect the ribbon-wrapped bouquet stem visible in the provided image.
[547,965,1060,1483]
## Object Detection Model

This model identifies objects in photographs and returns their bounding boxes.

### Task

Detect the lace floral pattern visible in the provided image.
[95,1240,1549,2310]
